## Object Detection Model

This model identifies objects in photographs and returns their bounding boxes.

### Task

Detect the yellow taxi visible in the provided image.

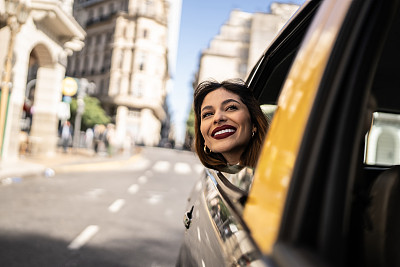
[177,0,400,266]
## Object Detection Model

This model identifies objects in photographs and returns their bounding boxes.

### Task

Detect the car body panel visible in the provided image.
[177,168,268,267]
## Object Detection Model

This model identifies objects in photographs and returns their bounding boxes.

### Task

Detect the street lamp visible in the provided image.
[0,0,29,158]
[72,79,96,149]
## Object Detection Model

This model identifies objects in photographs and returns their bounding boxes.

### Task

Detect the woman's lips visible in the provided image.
[212,125,236,140]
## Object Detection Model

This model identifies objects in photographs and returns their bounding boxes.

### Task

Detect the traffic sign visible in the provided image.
[62,77,78,96]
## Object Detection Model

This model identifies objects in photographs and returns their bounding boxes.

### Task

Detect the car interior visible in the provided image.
[357,7,400,267]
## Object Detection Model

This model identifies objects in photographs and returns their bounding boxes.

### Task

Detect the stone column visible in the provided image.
[29,63,64,156]
[140,108,161,146]
[116,105,128,149]
[1,37,30,162]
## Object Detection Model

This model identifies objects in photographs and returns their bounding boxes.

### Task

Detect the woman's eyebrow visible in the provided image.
[201,105,213,112]
[222,99,240,105]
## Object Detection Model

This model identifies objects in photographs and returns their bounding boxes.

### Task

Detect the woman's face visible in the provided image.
[200,88,254,165]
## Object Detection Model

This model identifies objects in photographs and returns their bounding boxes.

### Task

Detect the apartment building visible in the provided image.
[196,3,299,84]
[68,0,175,147]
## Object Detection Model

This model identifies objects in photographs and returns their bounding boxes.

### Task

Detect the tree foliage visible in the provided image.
[186,108,195,138]
[70,96,111,130]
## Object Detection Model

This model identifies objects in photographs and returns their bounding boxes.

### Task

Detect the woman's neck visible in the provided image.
[223,154,241,166]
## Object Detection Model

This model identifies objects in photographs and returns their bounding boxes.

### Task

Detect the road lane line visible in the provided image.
[108,199,125,213]
[152,161,171,173]
[128,184,139,194]
[148,193,162,205]
[54,154,143,173]
[174,162,191,174]
[138,175,147,184]
[68,225,99,250]
[86,188,105,199]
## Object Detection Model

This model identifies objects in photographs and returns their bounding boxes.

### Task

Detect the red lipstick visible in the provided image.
[212,125,236,140]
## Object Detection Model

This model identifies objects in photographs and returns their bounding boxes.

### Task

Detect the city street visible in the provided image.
[0,147,203,267]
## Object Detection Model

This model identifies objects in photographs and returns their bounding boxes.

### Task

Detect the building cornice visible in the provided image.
[31,0,85,52]
[75,0,104,8]
[120,12,167,27]
[107,95,166,120]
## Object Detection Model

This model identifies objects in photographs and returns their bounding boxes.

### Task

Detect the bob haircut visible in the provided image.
[193,79,269,171]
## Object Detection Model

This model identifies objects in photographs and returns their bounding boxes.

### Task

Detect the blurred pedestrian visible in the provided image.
[105,123,116,156]
[61,121,73,153]
[85,127,94,150]
[93,124,106,154]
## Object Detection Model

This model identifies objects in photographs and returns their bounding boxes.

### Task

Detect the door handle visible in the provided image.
[183,205,194,229]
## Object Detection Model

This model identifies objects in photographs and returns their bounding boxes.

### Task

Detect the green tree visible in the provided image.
[186,108,195,138]
[70,96,111,130]
[183,107,195,150]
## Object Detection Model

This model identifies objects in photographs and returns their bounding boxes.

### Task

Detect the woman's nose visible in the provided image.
[213,110,226,123]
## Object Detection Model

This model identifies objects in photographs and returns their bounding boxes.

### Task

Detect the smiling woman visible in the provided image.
[193,79,269,172]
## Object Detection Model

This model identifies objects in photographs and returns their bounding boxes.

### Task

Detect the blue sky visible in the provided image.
[168,0,306,145]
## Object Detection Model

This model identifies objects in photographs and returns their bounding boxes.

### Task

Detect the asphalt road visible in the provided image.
[0,147,203,267]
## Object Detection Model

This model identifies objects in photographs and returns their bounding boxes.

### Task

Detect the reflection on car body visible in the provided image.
[177,0,400,266]
[180,168,265,267]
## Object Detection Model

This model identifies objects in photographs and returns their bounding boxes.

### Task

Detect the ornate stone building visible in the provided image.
[196,3,299,84]
[68,0,173,147]
[0,0,85,161]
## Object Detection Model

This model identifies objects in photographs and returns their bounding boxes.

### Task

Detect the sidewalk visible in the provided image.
[0,147,142,182]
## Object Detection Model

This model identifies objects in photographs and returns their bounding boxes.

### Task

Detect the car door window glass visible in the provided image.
[365,112,400,166]
[261,104,277,124]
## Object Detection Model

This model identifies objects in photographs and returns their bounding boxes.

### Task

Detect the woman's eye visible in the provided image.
[226,105,238,111]
[202,112,213,119]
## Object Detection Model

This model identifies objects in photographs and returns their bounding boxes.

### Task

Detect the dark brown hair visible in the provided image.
[193,79,269,171]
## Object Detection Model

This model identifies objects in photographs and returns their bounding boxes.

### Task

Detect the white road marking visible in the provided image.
[138,175,148,184]
[205,231,210,244]
[86,188,105,199]
[124,158,151,171]
[68,225,99,250]
[148,194,162,205]
[128,184,139,194]
[174,162,191,174]
[197,227,201,242]
[108,199,125,213]
[152,161,171,173]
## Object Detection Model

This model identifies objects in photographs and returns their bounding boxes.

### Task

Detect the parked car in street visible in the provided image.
[177,0,400,266]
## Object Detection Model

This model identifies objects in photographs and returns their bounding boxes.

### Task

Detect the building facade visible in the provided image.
[0,0,85,162]
[68,0,174,147]
[196,3,299,84]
